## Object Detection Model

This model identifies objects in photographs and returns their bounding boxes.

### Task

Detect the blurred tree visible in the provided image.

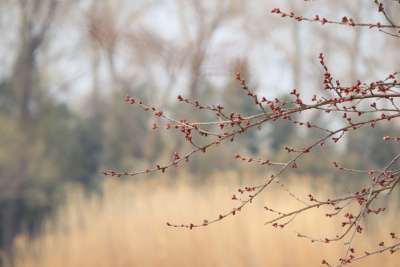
[1,0,59,260]
[266,95,298,153]
[222,59,262,155]
[0,82,80,264]
[176,0,243,99]
[347,122,400,168]
[0,81,13,115]
[101,86,160,171]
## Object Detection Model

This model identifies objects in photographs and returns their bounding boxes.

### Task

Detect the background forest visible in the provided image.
[0,0,400,266]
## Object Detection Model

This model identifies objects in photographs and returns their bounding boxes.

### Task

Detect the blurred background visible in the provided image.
[0,0,400,266]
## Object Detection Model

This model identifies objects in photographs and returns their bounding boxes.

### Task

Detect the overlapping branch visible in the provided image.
[105,2,400,265]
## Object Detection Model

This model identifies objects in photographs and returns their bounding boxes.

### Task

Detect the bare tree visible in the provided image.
[106,2,400,266]
[1,0,64,261]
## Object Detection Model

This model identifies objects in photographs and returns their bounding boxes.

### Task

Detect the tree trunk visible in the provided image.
[1,24,37,267]
[1,200,19,266]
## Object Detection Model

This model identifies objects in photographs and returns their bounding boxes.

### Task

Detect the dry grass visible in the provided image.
[12,173,400,267]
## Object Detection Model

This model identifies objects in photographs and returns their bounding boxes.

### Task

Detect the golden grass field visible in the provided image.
[11,173,400,267]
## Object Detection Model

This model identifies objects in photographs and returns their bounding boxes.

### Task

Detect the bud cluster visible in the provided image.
[105,2,400,265]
